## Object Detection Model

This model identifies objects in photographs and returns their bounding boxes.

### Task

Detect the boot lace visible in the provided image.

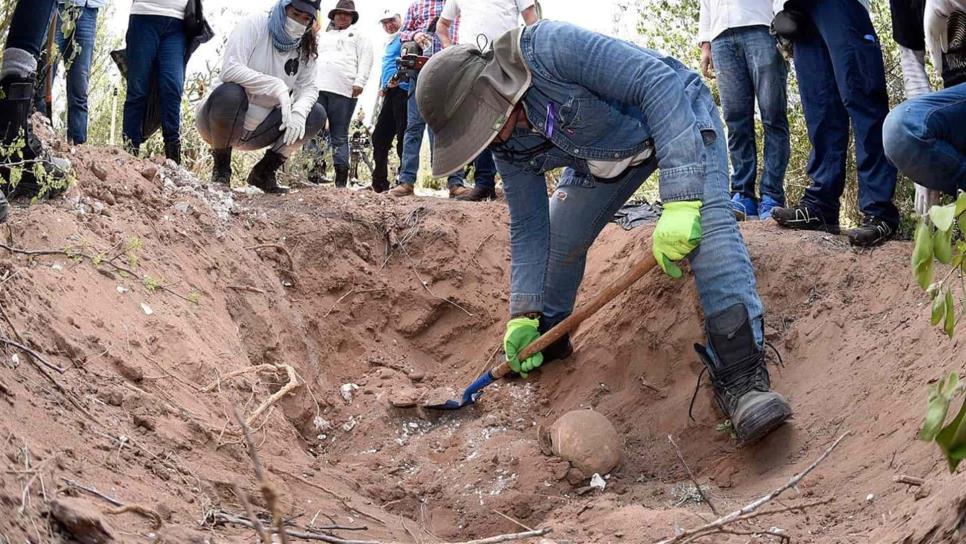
[688,342,783,422]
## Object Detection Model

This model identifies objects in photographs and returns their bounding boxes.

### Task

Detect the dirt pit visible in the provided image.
[0,145,965,543]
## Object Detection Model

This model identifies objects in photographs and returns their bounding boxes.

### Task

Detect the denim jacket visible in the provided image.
[60,0,107,8]
[505,20,714,203]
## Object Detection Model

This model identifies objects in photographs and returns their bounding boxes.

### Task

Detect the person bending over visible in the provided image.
[196,0,325,194]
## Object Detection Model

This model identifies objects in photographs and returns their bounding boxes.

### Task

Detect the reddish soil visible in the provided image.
[0,142,964,543]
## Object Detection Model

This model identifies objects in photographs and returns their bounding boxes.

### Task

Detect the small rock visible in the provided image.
[340,383,359,404]
[140,303,153,315]
[865,493,875,503]
[408,370,425,382]
[50,497,116,543]
[132,413,156,432]
[589,473,606,491]
[116,285,129,294]
[141,165,159,180]
[90,163,109,181]
[103,390,124,407]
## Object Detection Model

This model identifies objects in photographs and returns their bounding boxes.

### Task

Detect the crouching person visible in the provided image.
[196,0,325,194]
[417,22,793,443]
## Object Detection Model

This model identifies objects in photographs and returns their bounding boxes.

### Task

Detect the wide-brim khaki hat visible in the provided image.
[416,28,531,177]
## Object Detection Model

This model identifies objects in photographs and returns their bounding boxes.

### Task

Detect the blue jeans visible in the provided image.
[793,0,899,226]
[6,0,56,57]
[883,83,966,194]
[711,25,789,204]
[499,99,764,345]
[315,91,356,168]
[473,149,497,190]
[48,5,98,144]
[122,14,186,147]
[399,75,464,187]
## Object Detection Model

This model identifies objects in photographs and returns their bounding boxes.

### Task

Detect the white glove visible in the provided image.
[915,183,943,216]
[277,92,293,131]
[283,111,307,146]
[924,0,966,74]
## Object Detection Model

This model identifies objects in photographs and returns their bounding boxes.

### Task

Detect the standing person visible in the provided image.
[435,0,539,202]
[697,0,789,221]
[38,0,105,145]
[417,24,793,443]
[312,0,372,188]
[0,0,72,215]
[388,0,469,198]
[122,0,189,164]
[370,10,409,193]
[195,0,324,194]
[768,0,899,247]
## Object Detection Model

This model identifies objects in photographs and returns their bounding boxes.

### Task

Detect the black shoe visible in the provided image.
[247,150,289,194]
[770,203,840,234]
[694,304,792,444]
[164,140,181,165]
[0,75,69,199]
[455,186,497,202]
[538,318,574,364]
[334,165,349,188]
[847,215,895,248]
[211,148,232,186]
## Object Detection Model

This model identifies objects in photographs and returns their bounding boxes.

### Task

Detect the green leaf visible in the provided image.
[935,226,954,265]
[955,191,966,217]
[945,291,958,338]
[932,292,948,326]
[921,373,958,441]
[931,204,957,232]
[913,222,935,290]
[936,395,966,472]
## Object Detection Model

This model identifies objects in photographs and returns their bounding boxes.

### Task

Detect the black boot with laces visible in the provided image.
[694,304,792,444]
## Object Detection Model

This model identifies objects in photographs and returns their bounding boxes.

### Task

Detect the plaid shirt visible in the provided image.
[400,0,458,57]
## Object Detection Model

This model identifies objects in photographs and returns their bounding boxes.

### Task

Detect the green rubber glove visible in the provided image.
[653,200,703,279]
[504,316,544,378]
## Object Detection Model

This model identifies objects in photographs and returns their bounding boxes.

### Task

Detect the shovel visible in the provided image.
[425,251,659,411]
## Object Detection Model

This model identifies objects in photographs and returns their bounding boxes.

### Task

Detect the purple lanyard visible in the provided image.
[545,102,556,139]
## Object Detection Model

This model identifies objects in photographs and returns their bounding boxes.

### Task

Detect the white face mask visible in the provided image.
[285,17,308,39]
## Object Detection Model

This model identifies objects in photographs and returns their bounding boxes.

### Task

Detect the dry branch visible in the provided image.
[0,337,66,373]
[667,434,718,515]
[233,483,270,544]
[655,432,850,544]
[233,406,289,544]
[205,364,299,425]
[62,478,162,529]
[893,474,925,487]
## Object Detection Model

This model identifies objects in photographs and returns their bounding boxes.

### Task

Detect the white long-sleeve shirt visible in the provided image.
[130,0,188,20]
[203,13,319,131]
[773,0,868,12]
[315,26,374,98]
[698,0,774,43]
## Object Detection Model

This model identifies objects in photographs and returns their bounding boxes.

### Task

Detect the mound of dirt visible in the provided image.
[0,144,964,543]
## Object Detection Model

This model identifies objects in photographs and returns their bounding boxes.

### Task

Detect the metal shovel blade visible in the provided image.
[423,371,496,410]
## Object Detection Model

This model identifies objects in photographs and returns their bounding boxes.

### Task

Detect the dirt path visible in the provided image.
[0,148,963,543]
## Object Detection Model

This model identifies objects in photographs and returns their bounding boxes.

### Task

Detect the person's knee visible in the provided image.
[305,103,327,136]
[882,105,924,175]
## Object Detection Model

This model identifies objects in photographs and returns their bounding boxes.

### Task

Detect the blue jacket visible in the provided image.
[60,0,107,8]
[380,34,410,92]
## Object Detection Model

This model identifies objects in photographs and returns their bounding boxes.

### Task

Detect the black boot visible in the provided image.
[211,148,232,186]
[246,150,290,194]
[334,165,349,188]
[0,75,69,200]
[694,304,792,444]
[538,317,573,364]
[164,140,181,165]
[455,186,497,202]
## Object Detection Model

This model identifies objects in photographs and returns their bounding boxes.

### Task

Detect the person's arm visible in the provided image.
[697,0,712,44]
[399,2,420,42]
[899,46,931,98]
[538,22,706,203]
[437,17,455,47]
[220,18,289,102]
[353,34,373,95]
[291,56,320,118]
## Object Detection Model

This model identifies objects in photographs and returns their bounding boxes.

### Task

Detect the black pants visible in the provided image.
[196,83,326,157]
[7,0,56,57]
[371,86,408,191]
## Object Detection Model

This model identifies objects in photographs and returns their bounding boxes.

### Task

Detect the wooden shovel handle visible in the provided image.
[492,252,659,380]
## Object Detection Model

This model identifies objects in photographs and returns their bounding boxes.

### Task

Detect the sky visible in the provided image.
[104,0,635,123]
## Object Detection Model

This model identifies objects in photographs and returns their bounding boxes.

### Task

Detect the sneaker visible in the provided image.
[770,203,840,234]
[847,215,895,248]
[455,186,497,202]
[448,185,471,199]
[389,183,414,197]
[694,304,792,444]
[758,195,782,222]
[730,194,758,221]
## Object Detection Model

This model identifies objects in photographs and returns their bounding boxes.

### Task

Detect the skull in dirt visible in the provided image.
[542,409,622,484]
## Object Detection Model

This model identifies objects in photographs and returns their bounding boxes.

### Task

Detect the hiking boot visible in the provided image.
[694,303,792,444]
[758,194,782,222]
[847,215,895,248]
[538,318,574,364]
[164,140,181,165]
[455,186,497,202]
[246,150,290,194]
[731,194,758,221]
[770,203,840,234]
[0,75,70,199]
[449,185,471,199]
[389,183,414,197]
[334,165,349,188]
[211,148,232,186]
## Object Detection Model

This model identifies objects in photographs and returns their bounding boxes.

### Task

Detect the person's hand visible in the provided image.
[283,111,307,146]
[352,85,363,98]
[699,42,714,79]
[504,316,543,378]
[414,31,431,49]
[277,92,293,131]
[378,89,385,97]
[915,183,943,216]
[652,200,702,279]
[925,0,966,73]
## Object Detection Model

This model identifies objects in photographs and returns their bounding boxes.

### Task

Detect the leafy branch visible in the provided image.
[911,191,966,338]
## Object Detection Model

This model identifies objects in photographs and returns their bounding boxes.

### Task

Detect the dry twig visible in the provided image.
[228,284,267,294]
[62,478,162,529]
[233,406,289,544]
[206,364,299,426]
[893,474,925,487]
[0,337,66,374]
[667,434,718,515]
[656,432,851,544]
[233,483,270,544]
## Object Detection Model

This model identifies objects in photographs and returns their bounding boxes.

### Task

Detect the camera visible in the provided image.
[393,40,430,84]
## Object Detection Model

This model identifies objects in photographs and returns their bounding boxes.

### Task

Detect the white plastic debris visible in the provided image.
[51,263,63,271]
[340,383,359,404]
[342,417,358,432]
[140,303,153,315]
[866,493,875,503]
[116,285,129,294]
[590,473,607,491]
[10,353,20,367]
